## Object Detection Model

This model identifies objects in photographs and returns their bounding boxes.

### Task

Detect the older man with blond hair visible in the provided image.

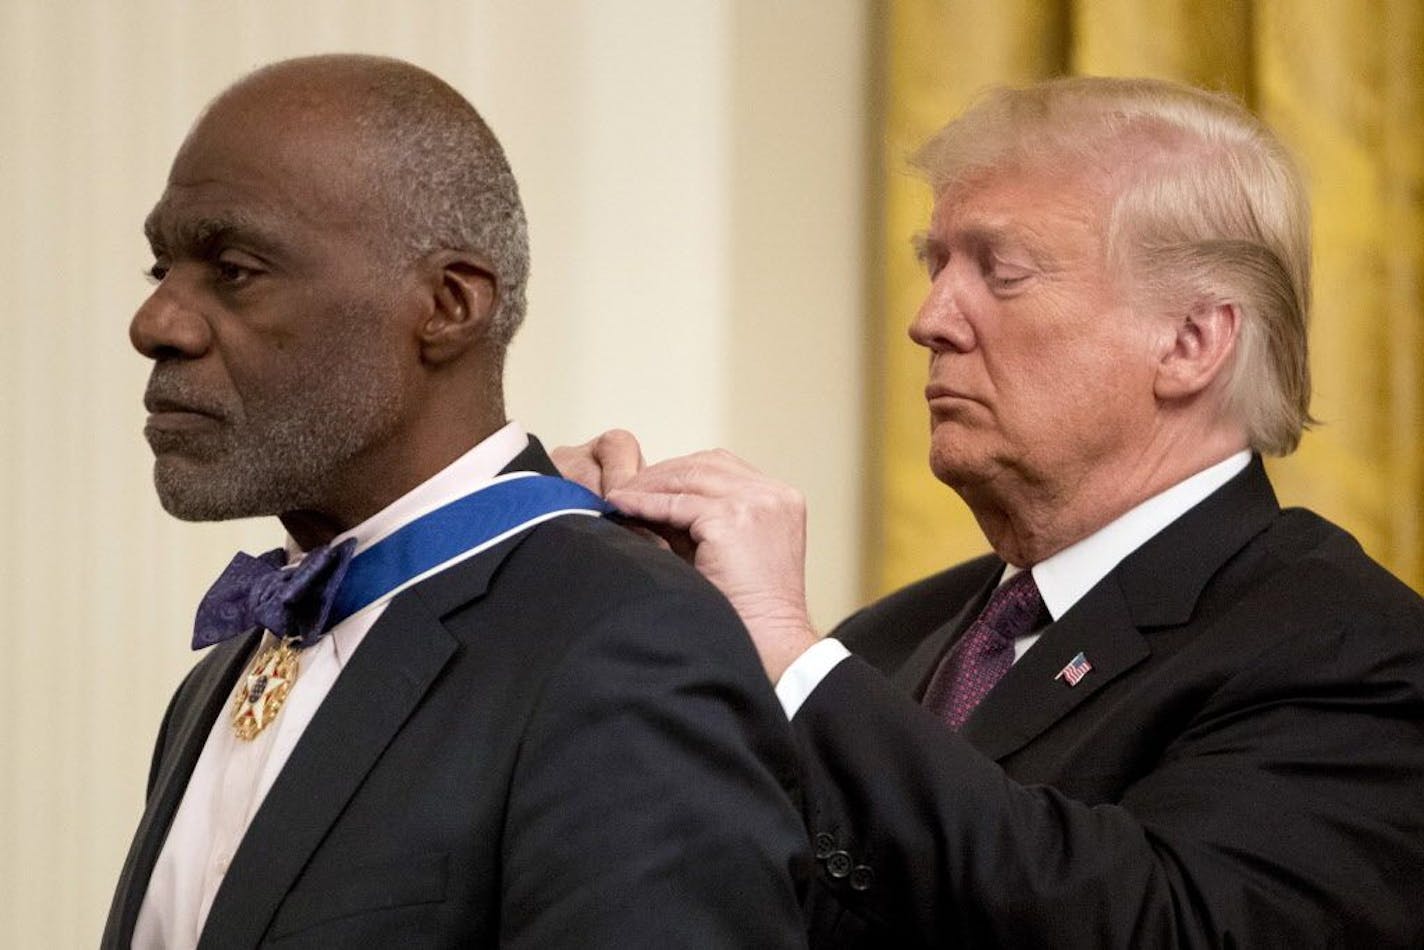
[562,76,1424,947]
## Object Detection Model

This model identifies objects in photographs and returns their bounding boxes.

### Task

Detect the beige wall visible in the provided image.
[0,1,867,944]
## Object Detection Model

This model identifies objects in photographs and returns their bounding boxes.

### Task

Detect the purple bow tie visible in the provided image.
[192,539,358,650]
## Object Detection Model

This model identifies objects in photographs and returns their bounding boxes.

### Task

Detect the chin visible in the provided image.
[154,478,242,522]
[152,458,271,522]
[927,430,994,490]
[928,454,981,491]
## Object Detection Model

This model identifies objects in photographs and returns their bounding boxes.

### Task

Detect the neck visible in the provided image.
[965,425,1247,567]
[279,510,350,551]
[278,412,509,550]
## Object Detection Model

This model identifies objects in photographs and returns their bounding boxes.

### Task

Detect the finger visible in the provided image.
[605,487,717,533]
[550,443,606,493]
[623,450,767,498]
[590,429,646,491]
[636,520,696,561]
[607,511,697,565]
[603,513,681,554]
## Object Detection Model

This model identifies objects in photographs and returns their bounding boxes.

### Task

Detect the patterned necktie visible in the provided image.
[922,570,1044,731]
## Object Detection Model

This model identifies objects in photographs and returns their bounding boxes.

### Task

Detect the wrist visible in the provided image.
[741,610,818,683]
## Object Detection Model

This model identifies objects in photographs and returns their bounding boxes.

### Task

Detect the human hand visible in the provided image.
[550,429,647,495]
[608,450,819,682]
[552,429,684,551]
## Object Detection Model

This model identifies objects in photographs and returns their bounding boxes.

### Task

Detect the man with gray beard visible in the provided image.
[103,54,808,950]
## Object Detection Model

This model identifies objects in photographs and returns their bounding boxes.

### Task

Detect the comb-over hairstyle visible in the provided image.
[914,76,1315,455]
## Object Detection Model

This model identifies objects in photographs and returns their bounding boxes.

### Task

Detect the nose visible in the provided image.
[908,272,976,353]
[130,276,212,360]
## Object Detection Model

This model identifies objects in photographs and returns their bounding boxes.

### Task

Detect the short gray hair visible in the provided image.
[913,76,1314,456]
[241,55,531,347]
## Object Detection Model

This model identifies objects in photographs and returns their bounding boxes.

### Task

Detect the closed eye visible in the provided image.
[989,272,1031,290]
[984,252,1035,293]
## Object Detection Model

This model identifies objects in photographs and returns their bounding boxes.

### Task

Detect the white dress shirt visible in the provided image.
[776,451,1252,719]
[133,422,530,950]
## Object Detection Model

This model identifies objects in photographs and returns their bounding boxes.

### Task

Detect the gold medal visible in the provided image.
[231,637,301,741]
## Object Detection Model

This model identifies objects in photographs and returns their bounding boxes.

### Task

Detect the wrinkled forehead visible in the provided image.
[930,163,1109,232]
[922,164,1119,278]
[149,89,378,244]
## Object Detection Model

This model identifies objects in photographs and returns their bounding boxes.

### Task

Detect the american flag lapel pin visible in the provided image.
[1055,651,1093,687]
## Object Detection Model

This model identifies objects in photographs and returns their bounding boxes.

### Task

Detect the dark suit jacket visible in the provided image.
[797,457,1424,948]
[104,441,809,949]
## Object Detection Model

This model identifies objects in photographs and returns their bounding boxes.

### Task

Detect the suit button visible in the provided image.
[849,865,874,891]
[825,850,852,878]
[814,833,837,859]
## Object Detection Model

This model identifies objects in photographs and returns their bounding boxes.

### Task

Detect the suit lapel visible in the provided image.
[195,497,540,949]
[962,577,1148,760]
[503,433,561,478]
[960,456,1279,761]
[107,634,257,947]
[113,434,570,948]
[197,590,457,948]
[1110,455,1279,629]
[893,565,1002,698]
[190,433,585,946]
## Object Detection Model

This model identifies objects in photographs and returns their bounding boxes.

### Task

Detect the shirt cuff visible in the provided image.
[775,637,852,720]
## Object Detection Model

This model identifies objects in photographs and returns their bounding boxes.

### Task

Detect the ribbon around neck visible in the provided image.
[328,473,614,626]
[192,473,613,651]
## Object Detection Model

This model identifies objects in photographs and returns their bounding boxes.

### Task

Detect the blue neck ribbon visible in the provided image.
[328,473,613,627]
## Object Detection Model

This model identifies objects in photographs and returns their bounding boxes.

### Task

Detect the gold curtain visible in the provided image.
[868,0,1424,596]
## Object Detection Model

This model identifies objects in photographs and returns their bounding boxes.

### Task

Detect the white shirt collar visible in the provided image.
[1013,450,1252,621]
[285,420,530,562]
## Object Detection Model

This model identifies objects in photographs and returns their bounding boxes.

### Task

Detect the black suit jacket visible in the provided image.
[105,441,809,949]
[797,457,1424,947]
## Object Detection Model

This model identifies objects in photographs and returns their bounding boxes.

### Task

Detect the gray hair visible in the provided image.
[240,54,530,347]
[913,76,1315,456]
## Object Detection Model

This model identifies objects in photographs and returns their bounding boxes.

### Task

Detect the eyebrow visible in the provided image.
[142,208,284,258]
[911,231,936,261]
[913,223,1052,268]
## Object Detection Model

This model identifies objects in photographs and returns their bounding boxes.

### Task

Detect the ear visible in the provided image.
[416,250,498,365]
[1153,301,1241,401]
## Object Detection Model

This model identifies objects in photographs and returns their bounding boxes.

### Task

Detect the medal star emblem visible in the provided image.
[231,639,301,741]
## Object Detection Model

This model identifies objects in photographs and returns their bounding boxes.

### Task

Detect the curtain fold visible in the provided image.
[869,0,1424,595]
